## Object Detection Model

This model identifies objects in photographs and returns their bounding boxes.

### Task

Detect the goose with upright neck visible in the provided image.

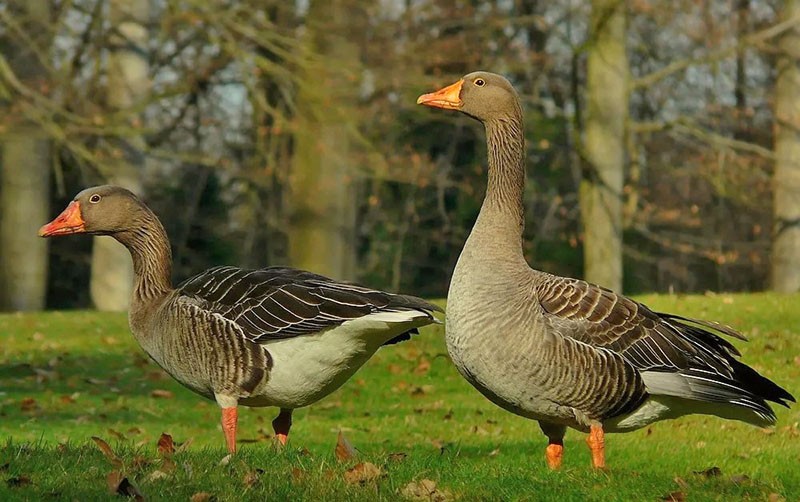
[418,72,793,469]
[40,185,441,453]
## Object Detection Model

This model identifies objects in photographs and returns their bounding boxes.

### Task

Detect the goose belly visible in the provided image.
[253,312,429,409]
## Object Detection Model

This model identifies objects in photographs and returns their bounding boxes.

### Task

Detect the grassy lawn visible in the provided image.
[0,293,798,500]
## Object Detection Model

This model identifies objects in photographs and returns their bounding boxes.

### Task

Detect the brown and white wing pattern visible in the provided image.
[535,274,794,423]
[177,266,440,344]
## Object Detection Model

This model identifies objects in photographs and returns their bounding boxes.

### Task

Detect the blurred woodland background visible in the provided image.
[1,0,799,312]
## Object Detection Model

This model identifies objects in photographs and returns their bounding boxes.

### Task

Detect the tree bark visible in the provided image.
[0,136,50,311]
[771,0,800,292]
[580,0,628,292]
[0,0,52,311]
[90,0,148,310]
[288,0,358,280]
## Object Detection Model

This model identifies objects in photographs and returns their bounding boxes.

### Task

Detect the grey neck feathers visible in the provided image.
[474,114,526,255]
[113,208,173,302]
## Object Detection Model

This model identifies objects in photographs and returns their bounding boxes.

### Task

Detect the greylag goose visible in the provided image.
[417,72,794,469]
[39,185,441,453]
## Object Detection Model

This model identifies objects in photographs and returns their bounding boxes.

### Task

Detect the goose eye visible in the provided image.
[89,194,101,204]
[474,78,485,87]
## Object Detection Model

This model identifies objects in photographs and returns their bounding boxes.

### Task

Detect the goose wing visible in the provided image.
[177,266,440,344]
[535,274,794,420]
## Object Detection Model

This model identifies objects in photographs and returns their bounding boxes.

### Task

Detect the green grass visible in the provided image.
[0,293,798,500]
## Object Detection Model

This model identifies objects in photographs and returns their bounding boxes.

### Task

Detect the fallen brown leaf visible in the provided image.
[91,437,123,468]
[107,429,126,441]
[190,492,215,502]
[768,494,786,502]
[19,397,37,412]
[400,479,452,501]
[157,433,175,457]
[150,389,174,399]
[660,491,685,502]
[59,394,76,405]
[693,466,722,478]
[413,358,431,375]
[335,431,358,462]
[387,452,407,462]
[343,462,383,485]
[6,475,31,488]
[107,471,144,500]
[387,363,403,375]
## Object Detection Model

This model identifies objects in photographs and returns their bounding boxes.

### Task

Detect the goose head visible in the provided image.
[39,185,143,237]
[417,71,522,122]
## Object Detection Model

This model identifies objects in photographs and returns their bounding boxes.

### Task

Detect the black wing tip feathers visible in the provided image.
[657,312,794,411]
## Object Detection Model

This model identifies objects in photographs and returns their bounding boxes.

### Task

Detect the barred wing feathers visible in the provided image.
[178,266,440,344]
[535,274,794,422]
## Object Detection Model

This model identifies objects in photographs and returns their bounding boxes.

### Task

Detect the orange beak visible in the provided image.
[417,79,464,110]
[38,201,85,237]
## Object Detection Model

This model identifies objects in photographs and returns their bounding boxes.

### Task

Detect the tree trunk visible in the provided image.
[90,0,149,310]
[288,0,358,280]
[580,0,628,292]
[0,0,52,311]
[0,136,50,311]
[771,0,800,292]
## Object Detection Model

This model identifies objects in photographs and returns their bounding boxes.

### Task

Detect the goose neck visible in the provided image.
[474,116,526,249]
[114,210,173,303]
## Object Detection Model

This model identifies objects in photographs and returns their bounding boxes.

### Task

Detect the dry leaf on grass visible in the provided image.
[335,431,357,462]
[150,389,174,399]
[693,466,722,478]
[387,452,407,463]
[414,358,431,375]
[400,479,452,501]
[157,433,175,457]
[107,428,126,441]
[767,494,786,502]
[343,462,383,485]
[107,471,144,500]
[91,436,123,468]
[19,397,38,412]
[190,492,215,502]
[660,491,685,502]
